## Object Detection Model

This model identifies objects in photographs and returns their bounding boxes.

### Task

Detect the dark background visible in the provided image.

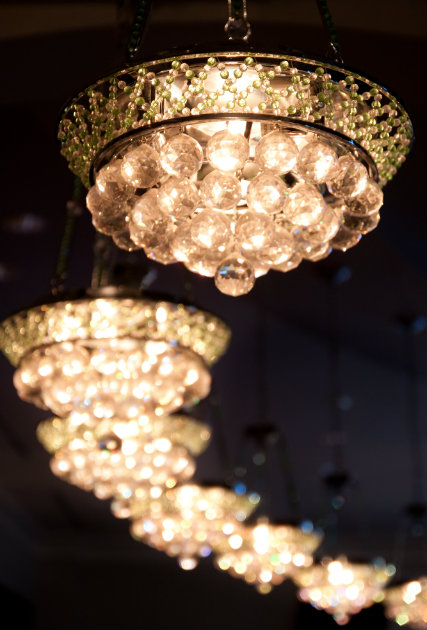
[0,1,426,628]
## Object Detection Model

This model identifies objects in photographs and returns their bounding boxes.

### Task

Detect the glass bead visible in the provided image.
[245,225,293,267]
[343,212,380,234]
[331,225,362,251]
[170,222,195,263]
[327,156,368,199]
[297,141,337,184]
[143,218,177,264]
[206,129,249,172]
[215,257,255,296]
[273,252,302,273]
[129,190,164,246]
[235,212,274,253]
[295,236,331,261]
[255,130,298,174]
[247,171,288,214]
[91,208,128,236]
[298,205,341,242]
[96,160,134,202]
[190,210,232,252]
[121,143,161,188]
[158,177,200,220]
[160,133,203,178]
[113,230,139,251]
[347,179,383,216]
[185,252,223,278]
[200,170,241,211]
[283,183,325,226]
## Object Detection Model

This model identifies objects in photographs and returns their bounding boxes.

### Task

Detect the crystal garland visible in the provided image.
[215,517,323,593]
[294,556,396,625]
[384,577,427,629]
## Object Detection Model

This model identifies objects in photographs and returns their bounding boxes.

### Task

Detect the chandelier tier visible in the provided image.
[58,51,413,296]
[294,556,396,625]
[215,517,323,594]
[0,293,230,416]
[384,577,427,629]
[37,413,211,500]
[117,482,258,570]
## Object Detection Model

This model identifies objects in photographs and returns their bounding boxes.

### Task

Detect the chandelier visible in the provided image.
[0,290,230,418]
[56,3,413,296]
[36,412,211,501]
[384,577,427,629]
[215,517,323,593]
[294,556,396,625]
[115,482,258,570]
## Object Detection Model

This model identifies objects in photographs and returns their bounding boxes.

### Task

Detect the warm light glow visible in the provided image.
[294,556,396,625]
[385,577,427,629]
[215,518,322,593]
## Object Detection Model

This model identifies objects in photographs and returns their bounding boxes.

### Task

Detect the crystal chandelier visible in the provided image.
[57,1,413,296]
[384,577,427,629]
[36,412,211,501]
[215,517,322,594]
[0,291,230,418]
[294,556,396,625]
[115,482,258,570]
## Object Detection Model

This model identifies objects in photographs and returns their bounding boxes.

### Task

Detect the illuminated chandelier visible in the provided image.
[0,290,230,418]
[57,0,413,296]
[115,482,258,570]
[36,412,211,501]
[294,556,396,625]
[216,517,322,594]
[384,577,427,629]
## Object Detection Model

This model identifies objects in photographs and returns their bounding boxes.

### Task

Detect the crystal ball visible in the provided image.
[129,189,164,246]
[95,159,134,203]
[331,225,362,251]
[200,170,241,211]
[255,130,298,174]
[298,205,341,242]
[273,252,302,273]
[235,212,274,253]
[121,143,161,188]
[215,257,255,296]
[247,171,288,214]
[142,217,177,264]
[190,210,232,252]
[282,183,325,226]
[327,156,368,199]
[245,225,293,267]
[206,129,249,172]
[160,133,203,178]
[347,179,383,216]
[113,230,139,252]
[343,211,380,235]
[91,207,128,236]
[297,141,338,184]
[158,177,200,219]
[170,222,195,263]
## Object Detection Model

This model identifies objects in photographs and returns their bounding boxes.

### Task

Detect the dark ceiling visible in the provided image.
[0,1,426,629]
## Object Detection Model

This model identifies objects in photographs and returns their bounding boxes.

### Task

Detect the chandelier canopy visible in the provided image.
[58,49,413,295]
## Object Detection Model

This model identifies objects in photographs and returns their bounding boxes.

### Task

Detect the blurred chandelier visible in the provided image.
[0,291,230,418]
[216,517,323,594]
[113,482,258,570]
[294,556,396,625]
[37,412,211,501]
[384,577,427,629]
[57,0,413,296]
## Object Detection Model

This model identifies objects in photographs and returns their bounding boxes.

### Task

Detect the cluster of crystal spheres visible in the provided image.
[14,337,211,418]
[37,413,211,500]
[294,556,396,625]
[384,577,427,629]
[216,518,322,594]
[87,121,383,296]
[117,483,259,570]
